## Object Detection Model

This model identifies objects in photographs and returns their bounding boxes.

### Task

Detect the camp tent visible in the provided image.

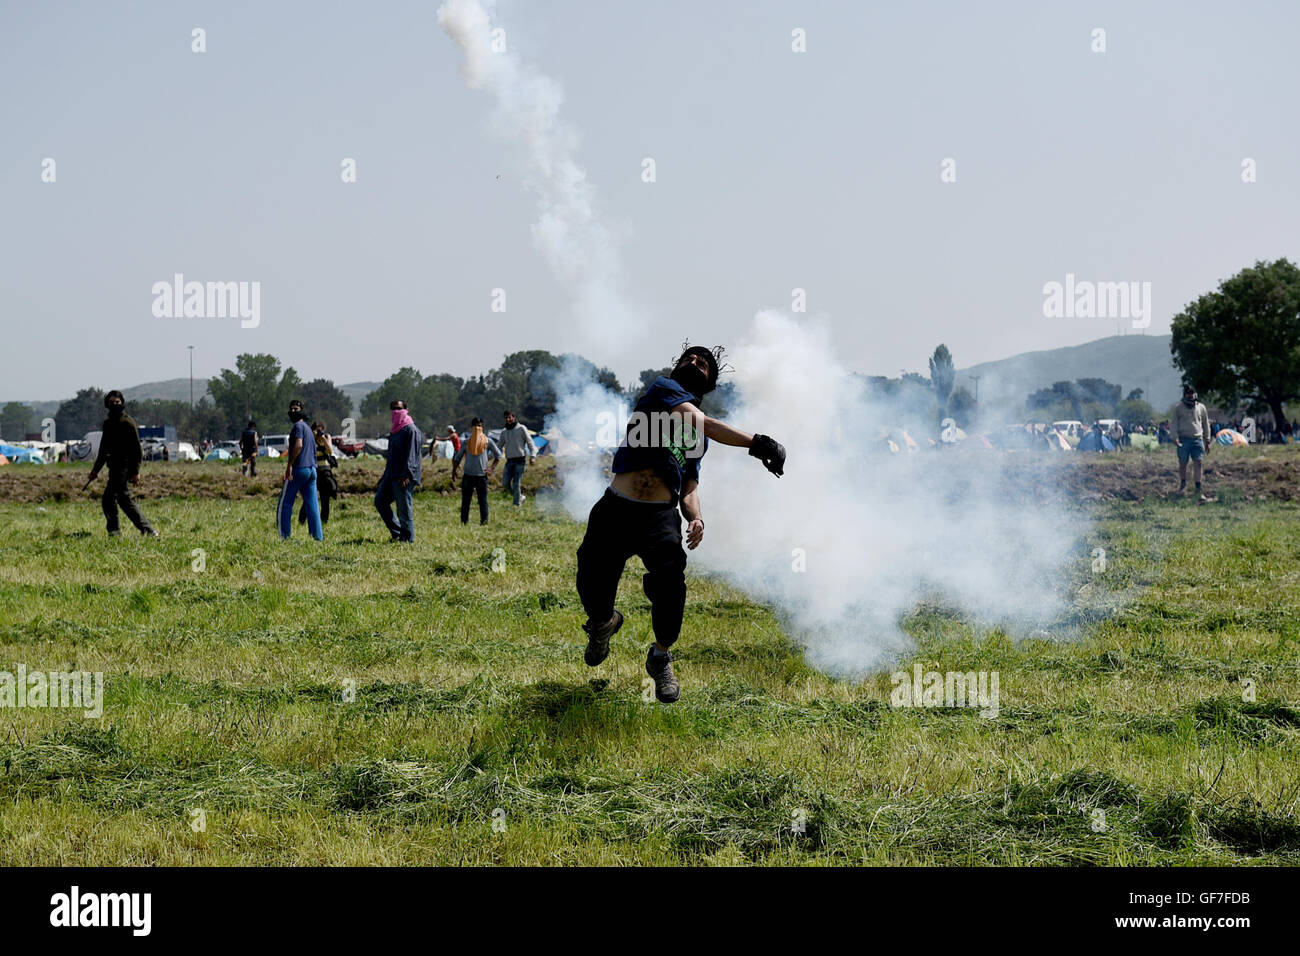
[1215,429,1249,447]
[1077,431,1116,452]
[1042,429,1072,451]
[0,442,44,463]
[541,428,584,458]
[205,448,233,460]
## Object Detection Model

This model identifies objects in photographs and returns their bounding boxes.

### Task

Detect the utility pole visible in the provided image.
[188,346,195,408]
[971,374,981,403]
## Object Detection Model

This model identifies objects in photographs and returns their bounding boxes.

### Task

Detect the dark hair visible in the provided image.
[503,409,514,418]
[1183,384,1196,396]
[247,419,257,428]
[104,390,124,407]
[311,421,324,432]
[289,399,303,409]
[471,416,483,427]
[675,345,725,394]
[390,399,405,410]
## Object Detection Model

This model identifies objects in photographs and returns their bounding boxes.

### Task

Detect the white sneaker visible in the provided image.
[517,495,527,506]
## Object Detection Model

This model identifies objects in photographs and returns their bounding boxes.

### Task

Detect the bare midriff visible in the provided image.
[610,467,673,503]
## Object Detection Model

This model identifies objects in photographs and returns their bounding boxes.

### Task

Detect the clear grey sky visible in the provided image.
[2,0,1297,400]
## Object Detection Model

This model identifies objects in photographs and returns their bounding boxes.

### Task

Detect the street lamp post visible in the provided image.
[188,346,195,408]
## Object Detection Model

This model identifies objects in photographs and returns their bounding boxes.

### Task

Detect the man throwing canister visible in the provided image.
[575,345,785,702]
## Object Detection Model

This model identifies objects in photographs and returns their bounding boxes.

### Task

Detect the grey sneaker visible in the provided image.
[645,645,680,703]
[582,609,623,666]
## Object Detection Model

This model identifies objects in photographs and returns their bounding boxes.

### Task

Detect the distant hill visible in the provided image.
[953,334,1182,414]
[121,378,213,404]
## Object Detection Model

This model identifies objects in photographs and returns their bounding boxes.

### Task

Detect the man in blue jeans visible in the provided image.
[499,409,537,506]
[278,400,323,540]
[374,398,424,542]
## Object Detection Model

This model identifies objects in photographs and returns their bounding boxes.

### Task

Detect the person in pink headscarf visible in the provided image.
[374,399,424,542]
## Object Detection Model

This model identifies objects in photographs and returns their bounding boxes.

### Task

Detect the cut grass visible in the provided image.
[0,483,1297,864]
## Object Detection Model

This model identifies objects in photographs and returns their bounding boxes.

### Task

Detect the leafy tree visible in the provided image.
[54,387,106,440]
[1115,398,1156,423]
[1125,388,1144,402]
[296,379,352,432]
[928,345,955,416]
[360,367,425,418]
[1170,258,1300,426]
[208,354,302,435]
[947,385,976,426]
[1,401,32,440]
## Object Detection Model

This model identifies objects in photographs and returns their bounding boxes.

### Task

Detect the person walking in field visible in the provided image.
[240,419,259,477]
[87,390,158,537]
[575,345,786,703]
[1173,384,1212,502]
[499,409,537,506]
[451,418,500,525]
[374,399,424,543]
[278,400,323,540]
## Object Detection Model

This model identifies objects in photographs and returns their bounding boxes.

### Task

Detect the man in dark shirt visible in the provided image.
[240,419,259,476]
[575,345,786,702]
[374,399,424,543]
[278,400,323,540]
[88,390,158,537]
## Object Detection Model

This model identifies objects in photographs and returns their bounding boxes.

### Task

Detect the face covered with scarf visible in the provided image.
[670,347,718,401]
[1182,388,1198,408]
[390,405,414,434]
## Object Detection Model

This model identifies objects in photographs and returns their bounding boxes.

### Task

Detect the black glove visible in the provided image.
[749,434,785,477]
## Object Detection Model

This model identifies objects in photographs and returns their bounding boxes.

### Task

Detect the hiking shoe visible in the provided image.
[645,645,680,703]
[583,610,623,666]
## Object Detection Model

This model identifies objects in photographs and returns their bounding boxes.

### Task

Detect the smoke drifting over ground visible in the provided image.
[441,2,1086,677]
[692,313,1083,676]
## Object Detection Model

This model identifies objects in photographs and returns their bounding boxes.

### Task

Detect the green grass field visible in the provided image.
[1,458,1299,865]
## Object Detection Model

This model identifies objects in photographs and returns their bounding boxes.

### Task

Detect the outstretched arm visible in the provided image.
[674,402,785,476]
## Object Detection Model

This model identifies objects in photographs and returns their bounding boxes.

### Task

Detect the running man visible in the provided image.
[575,345,785,702]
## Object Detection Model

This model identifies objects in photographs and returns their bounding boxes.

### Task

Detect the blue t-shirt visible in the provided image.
[611,376,707,500]
[290,420,316,470]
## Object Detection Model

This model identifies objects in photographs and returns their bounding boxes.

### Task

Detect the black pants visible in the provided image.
[461,475,489,524]
[102,472,152,534]
[242,454,257,476]
[300,465,336,525]
[576,489,686,648]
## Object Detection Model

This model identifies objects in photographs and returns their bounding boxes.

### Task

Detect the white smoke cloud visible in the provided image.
[440,3,1086,678]
[694,312,1083,676]
[438,0,643,351]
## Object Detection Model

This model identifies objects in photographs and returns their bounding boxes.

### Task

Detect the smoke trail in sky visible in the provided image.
[438,0,642,352]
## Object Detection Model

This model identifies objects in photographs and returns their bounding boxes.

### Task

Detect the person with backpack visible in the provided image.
[299,421,340,527]
[240,419,259,477]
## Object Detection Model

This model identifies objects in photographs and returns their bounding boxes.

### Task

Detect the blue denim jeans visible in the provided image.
[502,458,527,505]
[375,477,416,542]
[1176,437,1205,464]
[280,467,322,540]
